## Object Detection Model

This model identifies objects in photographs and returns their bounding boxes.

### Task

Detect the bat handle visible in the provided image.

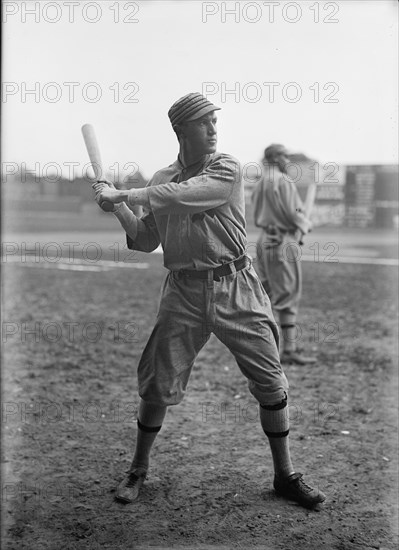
[100,200,116,212]
[96,179,116,213]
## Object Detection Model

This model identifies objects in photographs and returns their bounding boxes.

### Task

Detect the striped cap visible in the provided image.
[168,92,221,127]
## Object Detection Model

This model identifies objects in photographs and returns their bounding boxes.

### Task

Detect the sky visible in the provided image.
[2,0,398,182]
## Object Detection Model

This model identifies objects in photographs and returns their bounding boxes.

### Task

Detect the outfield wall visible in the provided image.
[246,163,398,229]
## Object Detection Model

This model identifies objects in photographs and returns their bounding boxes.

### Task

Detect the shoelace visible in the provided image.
[295,475,313,494]
[125,472,144,488]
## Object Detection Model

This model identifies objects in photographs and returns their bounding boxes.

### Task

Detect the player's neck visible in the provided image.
[178,146,208,168]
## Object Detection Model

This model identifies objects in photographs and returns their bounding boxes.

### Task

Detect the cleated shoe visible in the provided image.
[115,470,147,503]
[274,472,326,508]
[280,351,317,365]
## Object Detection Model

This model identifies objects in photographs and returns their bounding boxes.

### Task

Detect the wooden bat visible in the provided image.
[81,124,115,212]
[298,180,317,245]
[303,180,317,219]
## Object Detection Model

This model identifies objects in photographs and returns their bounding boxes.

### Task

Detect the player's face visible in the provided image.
[182,112,218,155]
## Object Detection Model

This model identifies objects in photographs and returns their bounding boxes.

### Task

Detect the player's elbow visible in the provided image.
[126,234,160,253]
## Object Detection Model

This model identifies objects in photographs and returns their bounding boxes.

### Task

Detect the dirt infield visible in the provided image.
[2,251,398,549]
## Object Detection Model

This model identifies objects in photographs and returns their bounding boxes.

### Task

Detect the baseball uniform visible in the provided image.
[252,164,311,331]
[127,153,288,407]
[110,95,326,510]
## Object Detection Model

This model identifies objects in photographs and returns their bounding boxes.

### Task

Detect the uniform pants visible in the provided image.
[255,231,302,328]
[137,261,289,407]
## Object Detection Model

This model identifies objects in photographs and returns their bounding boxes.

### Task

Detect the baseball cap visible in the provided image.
[263,144,289,162]
[168,92,221,128]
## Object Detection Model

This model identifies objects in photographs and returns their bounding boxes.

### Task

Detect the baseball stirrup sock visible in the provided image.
[137,419,162,433]
[138,400,167,427]
[131,420,163,472]
[281,323,297,352]
[260,397,289,438]
[260,397,294,478]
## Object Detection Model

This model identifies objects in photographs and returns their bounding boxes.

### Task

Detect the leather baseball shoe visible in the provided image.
[274,472,326,508]
[115,470,146,503]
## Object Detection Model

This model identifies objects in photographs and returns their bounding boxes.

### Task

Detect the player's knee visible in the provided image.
[139,388,184,408]
[249,379,288,408]
[260,391,288,410]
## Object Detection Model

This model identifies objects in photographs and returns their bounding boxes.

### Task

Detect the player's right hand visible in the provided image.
[92,180,122,212]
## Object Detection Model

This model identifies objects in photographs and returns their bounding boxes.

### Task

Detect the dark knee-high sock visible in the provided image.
[260,395,295,479]
[130,400,167,473]
[281,324,297,353]
[280,312,297,353]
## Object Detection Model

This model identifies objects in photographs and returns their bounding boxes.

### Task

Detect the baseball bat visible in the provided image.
[298,181,317,245]
[81,124,115,212]
[304,181,317,219]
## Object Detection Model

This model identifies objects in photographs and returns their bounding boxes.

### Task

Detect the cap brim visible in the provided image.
[185,104,221,122]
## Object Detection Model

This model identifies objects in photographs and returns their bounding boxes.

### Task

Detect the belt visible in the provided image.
[176,256,249,282]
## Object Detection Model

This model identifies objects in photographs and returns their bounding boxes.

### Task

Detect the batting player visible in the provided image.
[252,144,317,365]
[93,93,325,508]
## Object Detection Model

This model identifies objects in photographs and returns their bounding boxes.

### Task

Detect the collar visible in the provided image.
[176,153,212,171]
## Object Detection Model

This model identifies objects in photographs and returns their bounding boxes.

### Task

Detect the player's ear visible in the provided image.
[173,123,186,142]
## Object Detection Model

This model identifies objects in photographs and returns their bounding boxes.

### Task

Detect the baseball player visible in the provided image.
[252,144,317,365]
[93,93,325,508]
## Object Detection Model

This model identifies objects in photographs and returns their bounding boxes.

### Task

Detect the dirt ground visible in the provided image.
[2,243,398,549]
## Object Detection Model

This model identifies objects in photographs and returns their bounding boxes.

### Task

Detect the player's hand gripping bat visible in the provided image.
[81,124,115,212]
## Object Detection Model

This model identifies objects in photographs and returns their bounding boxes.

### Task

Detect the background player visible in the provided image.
[252,144,316,366]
